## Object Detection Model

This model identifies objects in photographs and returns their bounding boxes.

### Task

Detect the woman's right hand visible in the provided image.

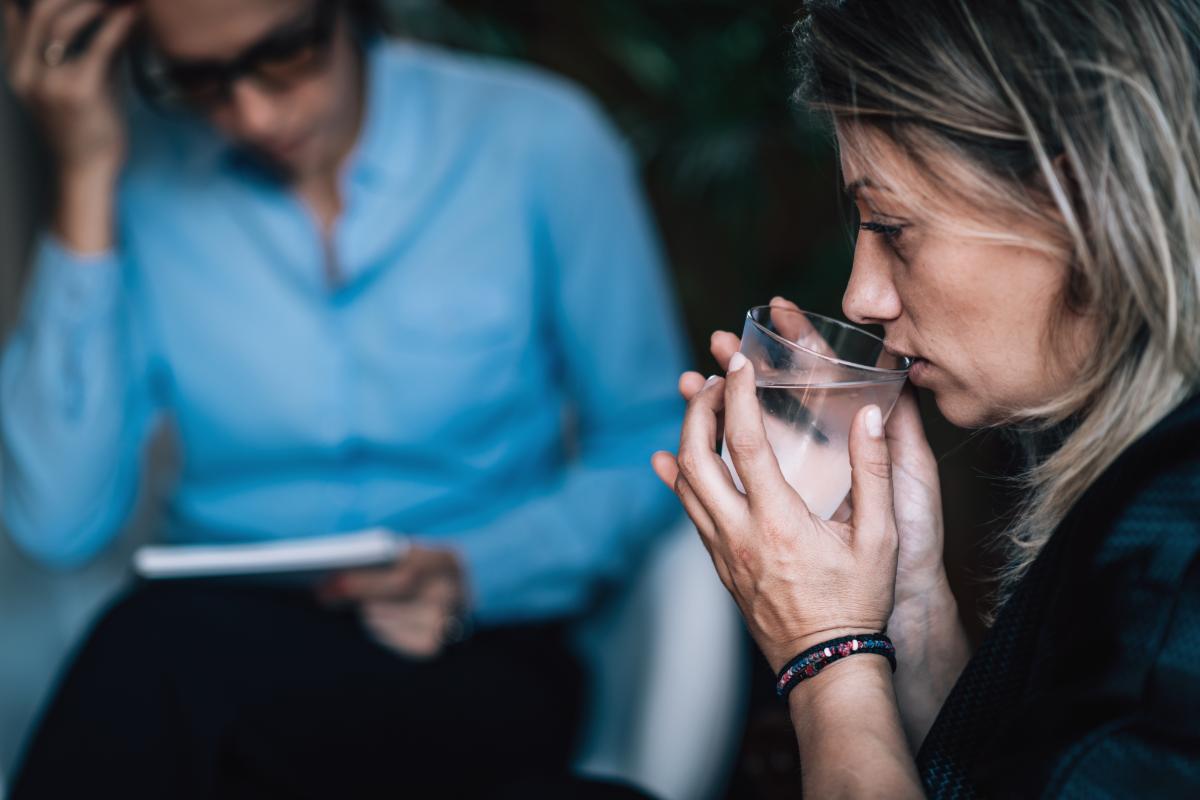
[703,297,968,747]
[705,298,951,611]
[4,0,138,179]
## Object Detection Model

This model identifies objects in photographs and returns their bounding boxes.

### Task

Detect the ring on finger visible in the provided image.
[42,40,67,67]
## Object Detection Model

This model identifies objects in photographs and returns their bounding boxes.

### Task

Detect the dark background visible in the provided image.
[392,2,1020,797]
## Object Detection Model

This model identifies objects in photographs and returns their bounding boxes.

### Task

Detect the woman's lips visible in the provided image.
[884,343,921,369]
[908,357,932,385]
[885,343,932,384]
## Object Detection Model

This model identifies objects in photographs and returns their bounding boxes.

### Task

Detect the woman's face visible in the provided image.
[838,130,1096,427]
[141,0,362,177]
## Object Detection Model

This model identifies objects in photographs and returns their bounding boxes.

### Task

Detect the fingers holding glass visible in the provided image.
[676,376,745,522]
[653,448,737,591]
[721,354,796,511]
[709,329,742,371]
[846,404,899,554]
[768,299,838,360]
[656,373,747,547]
[678,370,708,401]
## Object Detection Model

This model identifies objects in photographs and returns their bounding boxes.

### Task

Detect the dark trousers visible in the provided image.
[10,580,586,799]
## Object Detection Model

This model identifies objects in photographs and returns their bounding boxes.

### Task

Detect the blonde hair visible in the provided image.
[795,0,1200,604]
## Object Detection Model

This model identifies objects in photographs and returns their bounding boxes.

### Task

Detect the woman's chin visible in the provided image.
[929,388,995,429]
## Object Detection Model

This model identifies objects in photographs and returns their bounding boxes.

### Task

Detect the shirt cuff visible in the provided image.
[29,234,122,326]
[437,528,517,624]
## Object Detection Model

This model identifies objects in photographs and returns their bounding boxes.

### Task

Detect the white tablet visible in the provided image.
[133,528,409,580]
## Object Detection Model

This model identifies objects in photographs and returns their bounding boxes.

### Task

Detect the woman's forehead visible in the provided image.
[837,126,980,213]
[140,0,313,61]
[837,129,900,194]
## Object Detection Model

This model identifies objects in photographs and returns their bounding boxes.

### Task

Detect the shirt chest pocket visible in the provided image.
[359,283,542,438]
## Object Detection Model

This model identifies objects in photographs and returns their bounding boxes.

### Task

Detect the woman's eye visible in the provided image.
[859,220,904,241]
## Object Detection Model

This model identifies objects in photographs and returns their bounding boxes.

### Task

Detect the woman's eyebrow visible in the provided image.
[843,177,881,198]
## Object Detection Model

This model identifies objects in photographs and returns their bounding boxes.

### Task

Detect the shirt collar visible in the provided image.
[342,36,418,187]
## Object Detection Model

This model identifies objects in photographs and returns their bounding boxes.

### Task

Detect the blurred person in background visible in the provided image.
[0,0,685,796]
[656,0,1200,796]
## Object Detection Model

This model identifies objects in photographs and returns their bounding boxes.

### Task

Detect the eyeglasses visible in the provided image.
[131,1,338,110]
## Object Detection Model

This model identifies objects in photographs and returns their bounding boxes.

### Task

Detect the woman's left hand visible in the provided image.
[321,544,470,659]
[652,354,900,673]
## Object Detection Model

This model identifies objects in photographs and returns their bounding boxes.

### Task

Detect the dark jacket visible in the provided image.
[918,393,1200,798]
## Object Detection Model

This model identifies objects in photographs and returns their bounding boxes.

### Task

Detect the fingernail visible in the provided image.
[865,405,884,439]
[704,374,720,386]
[728,352,747,373]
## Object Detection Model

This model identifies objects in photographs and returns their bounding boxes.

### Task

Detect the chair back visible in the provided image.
[572,517,749,800]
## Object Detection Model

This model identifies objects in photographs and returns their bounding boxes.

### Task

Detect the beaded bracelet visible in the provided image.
[775,633,896,699]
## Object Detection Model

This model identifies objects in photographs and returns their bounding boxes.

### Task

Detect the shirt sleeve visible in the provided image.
[1,235,158,567]
[442,91,690,625]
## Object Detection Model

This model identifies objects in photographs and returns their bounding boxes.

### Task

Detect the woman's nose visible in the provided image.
[842,245,902,325]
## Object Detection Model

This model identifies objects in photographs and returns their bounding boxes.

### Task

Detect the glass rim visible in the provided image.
[746,305,912,378]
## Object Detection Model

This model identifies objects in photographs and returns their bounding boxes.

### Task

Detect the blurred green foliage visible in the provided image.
[384,0,854,368]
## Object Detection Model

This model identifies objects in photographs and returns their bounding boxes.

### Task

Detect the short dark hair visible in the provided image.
[347,0,389,37]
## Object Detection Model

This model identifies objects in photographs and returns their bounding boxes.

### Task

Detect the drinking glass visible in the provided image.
[721,305,911,519]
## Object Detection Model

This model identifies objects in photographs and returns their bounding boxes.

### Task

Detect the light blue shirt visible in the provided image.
[0,41,688,624]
